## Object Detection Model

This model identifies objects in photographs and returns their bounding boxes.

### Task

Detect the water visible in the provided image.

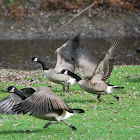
[0,37,139,70]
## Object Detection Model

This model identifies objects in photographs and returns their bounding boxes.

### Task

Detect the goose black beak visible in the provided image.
[57,71,63,74]
[57,70,67,74]
[2,88,9,92]
[29,58,32,62]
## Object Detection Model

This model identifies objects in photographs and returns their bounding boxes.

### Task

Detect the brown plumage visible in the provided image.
[31,34,80,91]
[1,86,84,130]
[60,40,123,101]
[90,39,119,82]
[75,43,97,79]
[55,34,80,73]
[0,86,35,114]
[14,87,73,116]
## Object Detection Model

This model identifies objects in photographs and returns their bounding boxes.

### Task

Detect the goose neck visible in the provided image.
[67,71,81,82]
[38,59,49,70]
[14,88,26,100]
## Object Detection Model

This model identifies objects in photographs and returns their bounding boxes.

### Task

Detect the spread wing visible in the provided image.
[0,93,23,114]
[0,88,35,114]
[13,87,73,116]
[91,40,119,82]
[75,45,97,79]
[54,34,80,72]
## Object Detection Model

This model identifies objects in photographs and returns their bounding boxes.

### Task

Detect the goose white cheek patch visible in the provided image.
[68,77,76,85]
[10,88,15,93]
[34,58,38,61]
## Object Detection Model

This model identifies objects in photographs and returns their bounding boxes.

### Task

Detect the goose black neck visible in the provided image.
[67,70,81,82]
[37,59,49,70]
[14,88,26,100]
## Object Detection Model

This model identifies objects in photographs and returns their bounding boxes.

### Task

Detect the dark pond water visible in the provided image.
[0,37,139,70]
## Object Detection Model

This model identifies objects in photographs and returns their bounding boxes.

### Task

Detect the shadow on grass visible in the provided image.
[0,128,43,135]
[124,77,140,82]
[66,99,97,103]
[65,97,119,104]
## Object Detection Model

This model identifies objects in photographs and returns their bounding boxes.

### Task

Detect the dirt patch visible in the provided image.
[0,1,140,39]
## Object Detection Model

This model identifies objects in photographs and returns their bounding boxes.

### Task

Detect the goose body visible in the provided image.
[35,110,74,122]
[1,86,84,130]
[32,58,76,91]
[59,40,124,101]
[43,68,76,86]
[78,79,108,94]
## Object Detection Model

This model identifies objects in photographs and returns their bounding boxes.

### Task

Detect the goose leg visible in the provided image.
[97,94,101,99]
[63,85,70,92]
[63,85,66,92]
[62,120,77,131]
[43,121,59,128]
[111,94,121,101]
[67,86,70,92]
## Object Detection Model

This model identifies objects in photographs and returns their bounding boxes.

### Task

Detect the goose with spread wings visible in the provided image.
[0,86,84,130]
[31,35,80,91]
[59,40,124,101]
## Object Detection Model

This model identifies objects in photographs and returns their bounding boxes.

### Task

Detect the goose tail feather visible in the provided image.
[72,109,85,114]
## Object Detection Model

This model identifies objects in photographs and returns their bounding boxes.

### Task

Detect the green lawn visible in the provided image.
[0,65,139,140]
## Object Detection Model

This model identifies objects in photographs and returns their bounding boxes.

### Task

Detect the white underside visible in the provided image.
[68,77,76,85]
[57,110,74,121]
[107,86,113,93]
[44,70,76,86]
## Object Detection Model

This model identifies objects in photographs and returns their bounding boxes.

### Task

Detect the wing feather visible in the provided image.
[54,34,80,72]
[75,45,97,78]
[13,87,73,115]
[0,94,23,114]
[91,40,119,82]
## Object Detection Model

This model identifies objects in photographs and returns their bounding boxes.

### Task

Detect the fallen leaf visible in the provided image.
[13,123,21,126]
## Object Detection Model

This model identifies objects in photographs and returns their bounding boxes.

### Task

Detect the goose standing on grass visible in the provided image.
[59,40,124,101]
[31,35,80,91]
[0,86,84,130]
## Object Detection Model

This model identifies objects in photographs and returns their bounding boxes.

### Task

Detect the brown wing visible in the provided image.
[0,88,35,115]
[54,34,80,72]
[75,45,97,79]
[91,40,119,82]
[0,93,23,114]
[13,87,73,116]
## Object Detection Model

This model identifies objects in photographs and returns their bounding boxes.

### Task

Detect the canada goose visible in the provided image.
[31,35,80,91]
[0,86,36,114]
[59,40,124,101]
[1,86,84,130]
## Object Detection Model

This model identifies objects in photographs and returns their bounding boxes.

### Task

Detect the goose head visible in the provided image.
[58,69,68,75]
[31,57,38,62]
[3,86,16,93]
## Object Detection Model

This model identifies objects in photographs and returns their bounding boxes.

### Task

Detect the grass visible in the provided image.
[0,65,139,140]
